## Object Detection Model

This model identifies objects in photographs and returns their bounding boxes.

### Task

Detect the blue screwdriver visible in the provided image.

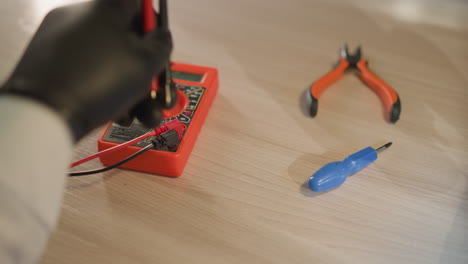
[308,142,392,192]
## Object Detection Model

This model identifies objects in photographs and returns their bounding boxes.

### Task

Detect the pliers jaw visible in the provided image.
[307,44,401,123]
[340,44,362,68]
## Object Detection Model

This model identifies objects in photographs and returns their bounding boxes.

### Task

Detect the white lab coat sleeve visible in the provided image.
[0,95,72,264]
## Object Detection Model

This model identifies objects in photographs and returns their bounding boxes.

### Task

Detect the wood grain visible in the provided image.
[3,0,467,263]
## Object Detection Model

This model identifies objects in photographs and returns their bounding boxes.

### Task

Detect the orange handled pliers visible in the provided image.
[307,45,401,123]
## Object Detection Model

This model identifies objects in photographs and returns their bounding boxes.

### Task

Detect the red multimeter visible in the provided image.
[97,62,218,177]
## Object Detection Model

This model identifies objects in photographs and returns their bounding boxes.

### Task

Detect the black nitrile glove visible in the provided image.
[1,0,172,141]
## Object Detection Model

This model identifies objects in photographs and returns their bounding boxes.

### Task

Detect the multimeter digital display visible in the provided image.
[172,71,204,82]
[97,62,219,177]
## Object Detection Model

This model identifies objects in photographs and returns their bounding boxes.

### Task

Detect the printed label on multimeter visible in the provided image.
[102,84,205,150]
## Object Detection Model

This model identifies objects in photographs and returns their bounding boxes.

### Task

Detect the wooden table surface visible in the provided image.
[2,0,468,263]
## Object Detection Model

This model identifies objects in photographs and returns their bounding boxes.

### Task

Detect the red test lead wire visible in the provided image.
[70,119,185,168]
[70,132,156,168]
[142,0,159,96]
[142,0,156,33]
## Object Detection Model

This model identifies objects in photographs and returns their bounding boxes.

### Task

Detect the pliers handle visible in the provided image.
[307,46,401,123]
[307,58,348,117]
[356,60,401,123]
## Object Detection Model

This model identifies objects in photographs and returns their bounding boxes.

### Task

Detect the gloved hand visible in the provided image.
[0,0,172,141]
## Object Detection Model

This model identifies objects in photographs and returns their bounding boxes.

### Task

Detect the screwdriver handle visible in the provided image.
[308,147,377,192]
